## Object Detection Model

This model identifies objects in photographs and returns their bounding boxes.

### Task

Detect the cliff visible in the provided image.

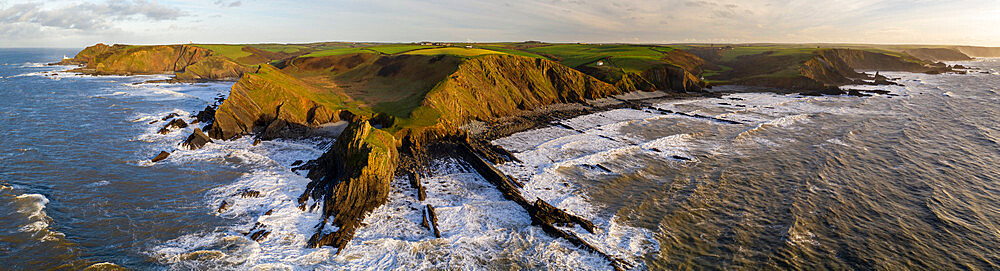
[70,45,213,75]
[173,56,254,82]
[209,53,632,143]
[416,54,621,129]
[709,48,951,91]
[954,46,1000,57]
[58,43,270,82]
[296,118,398,252]
[520,44,708,93]
[54,43,119,66]
[903,48,973,62]
[208,65,351,140]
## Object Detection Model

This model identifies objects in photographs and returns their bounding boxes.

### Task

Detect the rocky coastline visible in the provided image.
[53,41,985,270]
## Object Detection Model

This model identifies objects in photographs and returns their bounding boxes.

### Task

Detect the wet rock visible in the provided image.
[671,155,692,161]
[422,204,441,238]
[82,262,128,271]
[151,151,170,163]
[162,113,180,121]
[182,128,213,150]
[455,138,629,270]
[249,230,271,242]
[290,160,304,167]
[217,201,229,213]
[195,105,216,124]
[239,189,261,198]
[410,170,426,201]
[165,118,188,129]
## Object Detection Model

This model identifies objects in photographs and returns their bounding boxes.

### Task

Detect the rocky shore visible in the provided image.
[54,41,984,269]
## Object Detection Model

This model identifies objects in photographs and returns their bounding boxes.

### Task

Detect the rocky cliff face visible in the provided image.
[58,43,257,82]
[735,49,951,90]
[641,64,705,93]
[209,65,349,140]
[173,56,254,82]
[72,45,213,75]
[817,49,929,72]
[296,118,398,252]
[418,54,622,128]
[55,43,119,66]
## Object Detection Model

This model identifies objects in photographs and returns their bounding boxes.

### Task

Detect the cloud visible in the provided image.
[2,0,998,47]
[0,0,184,32]
[214,1,242,8]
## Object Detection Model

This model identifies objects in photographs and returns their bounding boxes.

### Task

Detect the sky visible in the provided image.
[1,0,999,48]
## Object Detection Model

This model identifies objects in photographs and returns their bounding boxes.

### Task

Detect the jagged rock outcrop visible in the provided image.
[209,65,349,140]
[296,119,398,252]
[182,128,213,150]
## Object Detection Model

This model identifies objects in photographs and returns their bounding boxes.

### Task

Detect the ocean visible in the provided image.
[1,48,999,270]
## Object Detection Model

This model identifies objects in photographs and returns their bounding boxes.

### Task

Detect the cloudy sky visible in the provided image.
[1,0,998,47]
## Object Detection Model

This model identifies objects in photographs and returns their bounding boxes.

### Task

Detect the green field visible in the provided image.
[368,44,436,54]
[477,46,547,59]
[523,44,675,70]
[191,44,253,60]
[718,46,818,62]
[404,47,507,57]
[301,47,375,57]
[248,44,310,54]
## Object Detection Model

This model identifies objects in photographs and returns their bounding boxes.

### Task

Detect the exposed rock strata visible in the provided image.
[419,54,623,128]
[70,45,213,75]
[173,56,254,82]
[209,65,347,140]
[296,119,398,252]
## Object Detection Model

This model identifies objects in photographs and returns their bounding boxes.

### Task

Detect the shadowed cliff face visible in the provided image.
[711,48,952,91]
[297,119,398,252]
